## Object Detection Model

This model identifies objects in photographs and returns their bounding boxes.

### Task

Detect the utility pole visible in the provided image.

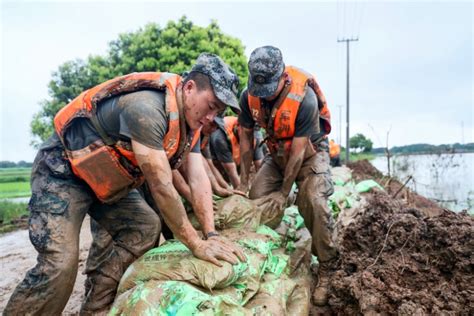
[337,105,343,145]
[337,37,358,163]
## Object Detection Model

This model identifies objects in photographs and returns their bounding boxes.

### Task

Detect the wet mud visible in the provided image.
[311,161,474,315]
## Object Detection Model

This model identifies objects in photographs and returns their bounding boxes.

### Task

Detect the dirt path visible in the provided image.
[0,216,92,314]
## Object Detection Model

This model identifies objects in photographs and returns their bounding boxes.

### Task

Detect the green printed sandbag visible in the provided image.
[331,166,352,186]
[116,230,276,298]
[245,249,311,314]
[355,179,384,193]
[110,280,251,316]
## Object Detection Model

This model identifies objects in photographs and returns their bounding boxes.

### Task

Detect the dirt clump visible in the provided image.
[324,192,473,315]
[348,160,445,217]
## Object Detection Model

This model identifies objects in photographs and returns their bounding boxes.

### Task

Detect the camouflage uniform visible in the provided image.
[249,149,337,262]
[5,53,241,315]
[4,135,160,315]
[243,46,338,263]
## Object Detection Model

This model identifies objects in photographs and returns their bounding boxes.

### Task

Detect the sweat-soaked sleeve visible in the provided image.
[119,90,168,150]
[238,89,255,129]
[294,87,320,137]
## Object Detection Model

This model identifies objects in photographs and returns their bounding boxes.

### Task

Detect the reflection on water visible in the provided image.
[371,152,474,212]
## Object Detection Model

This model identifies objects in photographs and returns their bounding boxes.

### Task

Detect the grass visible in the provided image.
[0,201,29,234]
[0,182,31,199]
[0,167,32,199]
[340,152,376,162]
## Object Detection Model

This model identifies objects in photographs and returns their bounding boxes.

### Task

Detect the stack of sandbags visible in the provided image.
[109,197,313,315]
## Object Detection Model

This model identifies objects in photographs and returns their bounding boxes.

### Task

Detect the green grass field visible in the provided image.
[0,168,31,199]
[0,168,31,233]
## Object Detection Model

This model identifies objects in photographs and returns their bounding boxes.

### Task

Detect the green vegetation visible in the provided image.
[341,151,375,162]
[30,16,248,146]
[0,168,31,199]
[372,142,474,155]
[0,201,29,234]
[350,133,373,153]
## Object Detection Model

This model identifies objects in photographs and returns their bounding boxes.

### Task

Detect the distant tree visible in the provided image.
[30,16,248,147]
[350,133,373,153]
[0,161,17,168]
[17,161,33,168]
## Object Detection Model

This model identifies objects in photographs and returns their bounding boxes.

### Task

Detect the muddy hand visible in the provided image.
[255,191,286,210]
[191,237,246,267]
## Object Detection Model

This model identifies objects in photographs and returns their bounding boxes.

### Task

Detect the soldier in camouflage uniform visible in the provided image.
[238,46,338,306]
[5,53,245,315]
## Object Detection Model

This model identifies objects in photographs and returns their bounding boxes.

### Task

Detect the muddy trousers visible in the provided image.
[4,146,161,316]
[249,151,338,262]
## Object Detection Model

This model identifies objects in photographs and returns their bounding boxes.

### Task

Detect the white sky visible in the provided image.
[1,0,473,161]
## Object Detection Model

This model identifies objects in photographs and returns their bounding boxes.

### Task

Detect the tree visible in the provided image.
[349,133,373,153]
[30,16,248,146]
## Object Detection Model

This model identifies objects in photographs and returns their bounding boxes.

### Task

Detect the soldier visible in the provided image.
[5,53,246,315]
[238,46,338,306]
[209,115,265,188]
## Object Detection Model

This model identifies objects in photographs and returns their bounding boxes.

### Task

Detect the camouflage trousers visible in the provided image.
[4,144,161,315]
[249,150,338,262]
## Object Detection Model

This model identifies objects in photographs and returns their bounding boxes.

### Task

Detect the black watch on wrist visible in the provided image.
[203,231,219,240]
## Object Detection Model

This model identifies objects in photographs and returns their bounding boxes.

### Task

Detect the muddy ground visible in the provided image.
[1,161,472,315]
[0,216,92,314]
[311,161,473,315]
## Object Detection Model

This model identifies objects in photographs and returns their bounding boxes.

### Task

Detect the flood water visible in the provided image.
[371,152,474,213]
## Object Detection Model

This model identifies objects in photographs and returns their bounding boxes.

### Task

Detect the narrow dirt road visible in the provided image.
[0,216,92,314]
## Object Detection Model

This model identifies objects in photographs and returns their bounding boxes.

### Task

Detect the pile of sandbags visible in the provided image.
[109,196,313,315]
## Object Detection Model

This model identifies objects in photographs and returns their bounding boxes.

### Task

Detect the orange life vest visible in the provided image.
[54,72,200,204]
[223,116,241,165]
[248,66,331,157]
[329,140,341,158]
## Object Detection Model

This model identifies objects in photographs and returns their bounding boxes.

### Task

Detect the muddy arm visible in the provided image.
[185,152,215,236]
[221,162,240,189]
[201,156,233,197]
[238,126,254,192]
[281,136,307,197]
[172,169,192,203]
[132,140,201,250]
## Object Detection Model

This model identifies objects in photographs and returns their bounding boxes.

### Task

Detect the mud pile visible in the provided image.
[324,161,474,315]
[348,160,444,217]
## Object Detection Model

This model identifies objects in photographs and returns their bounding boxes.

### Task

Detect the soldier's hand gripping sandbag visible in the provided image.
[191,235,247,267]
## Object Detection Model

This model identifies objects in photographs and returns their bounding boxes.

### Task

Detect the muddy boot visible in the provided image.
[312,261,332,306]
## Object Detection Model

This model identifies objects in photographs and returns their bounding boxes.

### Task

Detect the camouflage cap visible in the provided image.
[248,46,285,98]
[189,53,240,113]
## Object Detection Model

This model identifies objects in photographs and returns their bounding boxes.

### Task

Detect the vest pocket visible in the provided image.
[68,144,141,204]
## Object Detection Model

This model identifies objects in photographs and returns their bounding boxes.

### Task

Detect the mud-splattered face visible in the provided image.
[182,80,226,130]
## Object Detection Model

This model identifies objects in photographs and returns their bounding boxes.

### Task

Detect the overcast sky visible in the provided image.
[1,0,472,161]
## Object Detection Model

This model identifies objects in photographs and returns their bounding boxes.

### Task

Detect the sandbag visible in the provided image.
[110,280,250,315]
[112,201,314,315]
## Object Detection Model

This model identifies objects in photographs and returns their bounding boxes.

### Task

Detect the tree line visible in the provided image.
[30,16,248,147]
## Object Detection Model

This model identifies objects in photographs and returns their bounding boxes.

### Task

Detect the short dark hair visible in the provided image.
[182,71,212,91]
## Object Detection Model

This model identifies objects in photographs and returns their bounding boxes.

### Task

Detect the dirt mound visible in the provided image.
[327,192,474,315]
[348,160,445,217]
[347,160,384,182]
